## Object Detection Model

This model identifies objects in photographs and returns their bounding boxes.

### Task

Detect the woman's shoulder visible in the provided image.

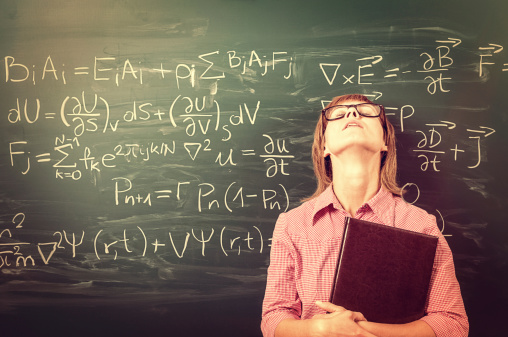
[273,197,321,236]
[279,197,318,223]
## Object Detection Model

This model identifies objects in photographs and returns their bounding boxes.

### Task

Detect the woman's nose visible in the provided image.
[346,107,358,118]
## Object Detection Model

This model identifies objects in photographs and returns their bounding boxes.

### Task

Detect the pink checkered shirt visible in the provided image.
[261,184,468,337]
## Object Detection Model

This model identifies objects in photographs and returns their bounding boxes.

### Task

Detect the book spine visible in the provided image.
[329,217,351,303]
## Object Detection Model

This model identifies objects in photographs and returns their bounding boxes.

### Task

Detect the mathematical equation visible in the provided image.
[7,93,260,138]
[3,50,294,87]
[318,38,508,95]
[8,132,294,180]
[111,178,289,212]
[0,213,270,269]
[412,121,495,171]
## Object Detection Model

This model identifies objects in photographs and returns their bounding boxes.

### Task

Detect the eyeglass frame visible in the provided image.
[321,103,385,121]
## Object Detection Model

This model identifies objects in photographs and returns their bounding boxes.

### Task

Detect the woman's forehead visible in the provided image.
[335,99,364,105]
[333,99,369,105]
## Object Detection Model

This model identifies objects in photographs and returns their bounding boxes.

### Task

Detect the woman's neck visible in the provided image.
[330,150,381,217]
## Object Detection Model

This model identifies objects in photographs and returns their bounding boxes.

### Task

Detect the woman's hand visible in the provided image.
[274,302,378,337]
[310,301,378,337]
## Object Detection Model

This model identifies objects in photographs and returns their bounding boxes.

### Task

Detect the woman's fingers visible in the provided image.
[315,301,346,313]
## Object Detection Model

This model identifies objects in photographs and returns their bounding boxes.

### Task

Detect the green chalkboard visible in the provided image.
[0,0,507,336]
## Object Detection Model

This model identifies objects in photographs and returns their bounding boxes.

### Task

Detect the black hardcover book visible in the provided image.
[329,217,438,324]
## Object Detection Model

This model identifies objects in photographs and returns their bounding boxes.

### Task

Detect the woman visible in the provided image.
[261,94,468,337]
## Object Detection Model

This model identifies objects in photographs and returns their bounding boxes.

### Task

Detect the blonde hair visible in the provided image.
[305,94,400,200]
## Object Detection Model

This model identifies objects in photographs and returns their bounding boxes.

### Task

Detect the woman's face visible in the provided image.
[323,100,387,159]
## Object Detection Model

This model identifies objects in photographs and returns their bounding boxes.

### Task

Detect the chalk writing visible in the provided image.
[478,43,505,77]
[4,50,293,88]
[414,120,495,171]
[1,38,498,270]
[0,214,270,268]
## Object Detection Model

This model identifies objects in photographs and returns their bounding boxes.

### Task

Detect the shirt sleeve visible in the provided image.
[261,213,302,337]
[419,217,469,337]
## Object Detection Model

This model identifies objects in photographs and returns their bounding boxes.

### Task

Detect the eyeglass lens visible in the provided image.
[325,104,380,120]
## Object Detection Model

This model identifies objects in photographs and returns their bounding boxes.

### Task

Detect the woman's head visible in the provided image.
[307,94,400,199]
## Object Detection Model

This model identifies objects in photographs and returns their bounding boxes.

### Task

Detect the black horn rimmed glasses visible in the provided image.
[321,103,384,121]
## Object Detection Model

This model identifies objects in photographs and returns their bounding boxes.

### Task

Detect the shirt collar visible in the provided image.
[311,184,339,218]
[311,184,396,227]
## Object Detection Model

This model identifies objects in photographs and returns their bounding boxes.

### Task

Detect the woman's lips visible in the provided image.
[343,122,362,130]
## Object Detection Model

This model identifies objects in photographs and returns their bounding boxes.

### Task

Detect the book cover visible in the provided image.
[329,217,438,324]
